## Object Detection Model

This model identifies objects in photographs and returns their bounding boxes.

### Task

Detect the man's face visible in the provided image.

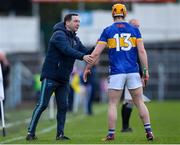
[66,16,80,32]
[130,19,140,28]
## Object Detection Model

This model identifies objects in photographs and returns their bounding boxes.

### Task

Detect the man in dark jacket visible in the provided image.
[26,13,94,141]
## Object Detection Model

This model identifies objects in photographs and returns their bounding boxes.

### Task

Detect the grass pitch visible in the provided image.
[0,101,180,144]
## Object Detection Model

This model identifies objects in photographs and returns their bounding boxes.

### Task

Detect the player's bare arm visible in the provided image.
[83,43,106,82]
[137,39,149,85]
[90,43,106,61]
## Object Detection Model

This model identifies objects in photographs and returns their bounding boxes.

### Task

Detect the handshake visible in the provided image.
[83,55,96,65]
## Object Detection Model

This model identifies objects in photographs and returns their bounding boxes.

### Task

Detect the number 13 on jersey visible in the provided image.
[113,33,134,51]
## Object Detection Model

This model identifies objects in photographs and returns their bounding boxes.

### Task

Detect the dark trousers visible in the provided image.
[68,86,74,112]
[28,78,69,135]
[86,85,93,115]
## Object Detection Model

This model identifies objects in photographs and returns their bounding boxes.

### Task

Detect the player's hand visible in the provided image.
[83,68,91,82]
[83,55,94,64]
[143,68,149,87]
[142,78,147,87]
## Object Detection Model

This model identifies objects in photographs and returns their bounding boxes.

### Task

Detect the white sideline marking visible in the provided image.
[0,118,31,130]
[0,107,106,144]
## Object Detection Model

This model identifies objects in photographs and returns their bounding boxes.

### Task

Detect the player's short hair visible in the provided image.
[129,19,140,28]
[112,3,127,19]
[64,13,79,24]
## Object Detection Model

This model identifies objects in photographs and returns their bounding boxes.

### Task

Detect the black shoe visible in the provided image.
[26,133,37,141]
[102,134,115,141]
[56,134,70,140]
[121,127,133,133]
[146,132,154,141]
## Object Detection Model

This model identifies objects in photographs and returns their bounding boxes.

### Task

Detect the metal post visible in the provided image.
[0,100,6,137]
[158,63,165,101]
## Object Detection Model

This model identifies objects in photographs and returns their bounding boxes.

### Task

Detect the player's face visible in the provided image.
[66,16,80,32]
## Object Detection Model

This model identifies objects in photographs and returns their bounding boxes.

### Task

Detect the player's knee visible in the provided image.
[35,103,48,112]
[41,104,49,110]
[133,95,143,105]
[58,103,68,112]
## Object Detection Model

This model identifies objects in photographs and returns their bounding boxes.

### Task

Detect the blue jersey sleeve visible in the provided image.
[99,29,108,43]
[135,28,142,39]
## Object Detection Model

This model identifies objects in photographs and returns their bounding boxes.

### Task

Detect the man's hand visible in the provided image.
[83,67,91,82]
[83,55,95,64]
[143,68,149,87]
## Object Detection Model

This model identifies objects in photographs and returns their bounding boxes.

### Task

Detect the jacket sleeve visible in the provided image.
[50,31,85,60]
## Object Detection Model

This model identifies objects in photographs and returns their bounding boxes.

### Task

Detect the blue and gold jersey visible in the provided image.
[98,22,142,75]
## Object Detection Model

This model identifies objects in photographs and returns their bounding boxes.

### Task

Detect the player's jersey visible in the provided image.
[98,21,142,75]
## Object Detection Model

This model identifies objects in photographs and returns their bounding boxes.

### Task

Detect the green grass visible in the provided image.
[0,101,180,144]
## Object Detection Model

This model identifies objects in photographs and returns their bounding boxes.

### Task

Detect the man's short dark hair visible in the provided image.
[64,13,78,24]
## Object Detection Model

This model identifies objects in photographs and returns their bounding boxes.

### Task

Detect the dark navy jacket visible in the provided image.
[41,22,92,83]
